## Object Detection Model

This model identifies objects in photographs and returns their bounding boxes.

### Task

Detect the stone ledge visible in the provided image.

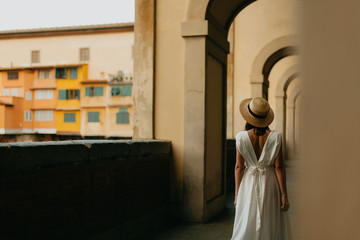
[0,140,172,171]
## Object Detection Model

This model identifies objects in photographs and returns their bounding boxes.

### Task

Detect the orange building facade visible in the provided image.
[0,64,132,138]
[0,23,134,139]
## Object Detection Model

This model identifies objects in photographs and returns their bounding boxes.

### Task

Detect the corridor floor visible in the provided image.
[148,164,297,240]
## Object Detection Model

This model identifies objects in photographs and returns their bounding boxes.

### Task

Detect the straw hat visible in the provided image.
[239,97,274,128]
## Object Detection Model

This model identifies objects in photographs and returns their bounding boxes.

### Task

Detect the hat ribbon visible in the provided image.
[248,104,267,119]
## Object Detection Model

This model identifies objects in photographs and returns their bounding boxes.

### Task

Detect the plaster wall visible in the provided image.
[299,1,360,238]
[232,0,300,136]
[155,0,189,203]
[0,32,133,80]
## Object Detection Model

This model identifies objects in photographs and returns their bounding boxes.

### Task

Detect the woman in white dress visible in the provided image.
[231,97,292,240]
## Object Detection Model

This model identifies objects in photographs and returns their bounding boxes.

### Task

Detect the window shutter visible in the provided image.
[120,86,132,96]
[76,89,80,99]
[58,89,67,100]
[85,87,91,96]
[55,69,60,79]
[88,112,100,123]
[64,113,76,123]
[94,86,104,96]
[116,108,129,124]
[69,68,78,79]
[125,86,131,96]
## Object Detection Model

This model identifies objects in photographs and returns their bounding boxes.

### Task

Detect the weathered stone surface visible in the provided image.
[0,140,171,171]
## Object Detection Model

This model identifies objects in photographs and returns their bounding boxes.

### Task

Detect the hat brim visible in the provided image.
[239,98,274,128]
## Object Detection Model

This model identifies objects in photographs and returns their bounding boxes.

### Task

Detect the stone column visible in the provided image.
[132,0,155,139]
[286,104,295,159]
[227,23,235,139]
[181,20,208,221]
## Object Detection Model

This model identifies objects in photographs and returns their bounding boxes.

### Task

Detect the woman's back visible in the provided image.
[247,129,271,161]
[235,130,282,167]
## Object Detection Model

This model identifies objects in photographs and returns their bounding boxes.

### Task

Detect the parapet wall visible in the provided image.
[0,140,171,239]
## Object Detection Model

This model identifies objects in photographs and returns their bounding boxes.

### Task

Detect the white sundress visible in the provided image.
[231,131,292,240]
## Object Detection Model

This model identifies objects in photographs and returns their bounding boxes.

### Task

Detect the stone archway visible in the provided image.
[182,0,260,222]
[286,82,302,159]
[249,35,299,99]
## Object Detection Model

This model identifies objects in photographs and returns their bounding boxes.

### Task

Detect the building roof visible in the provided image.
[0,64,84,72]
[0,23,134,39]
[81,80,108,84]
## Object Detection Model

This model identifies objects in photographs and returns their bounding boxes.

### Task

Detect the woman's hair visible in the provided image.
[245,123,269,136]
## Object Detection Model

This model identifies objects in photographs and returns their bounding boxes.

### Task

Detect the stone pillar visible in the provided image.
[181,20,228,222]
[181,20,207,221]
[227,23,235,139]
[274,95,285,132]
[132,0,155,139]
[286,104,294,159]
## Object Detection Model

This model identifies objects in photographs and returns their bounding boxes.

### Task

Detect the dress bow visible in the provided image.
[250,165,267,176]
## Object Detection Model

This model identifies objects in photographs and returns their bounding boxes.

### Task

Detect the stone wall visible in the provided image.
[0,140,171,239]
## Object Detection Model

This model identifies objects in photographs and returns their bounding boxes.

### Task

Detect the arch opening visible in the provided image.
[182,0,300,221]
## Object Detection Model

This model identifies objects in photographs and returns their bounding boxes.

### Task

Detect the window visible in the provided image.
[111,87,120,96]
[38,70,51,79]
[64,113,76,123]
[2,89,10,96]
[35,110,53,121]
[7,72,18,80]
[31,50,40,63]
[116,107,130,124]
[11,88,18,97]
[111,86,131,96]
[58,89,80,100]
[80,48,89,61]
[85,86,103,97]
[69,68,78,79]
[24,111,33,122]
[35,90,53,99]
[87,112,99,123]
[25,91,32,100]
[55,68,67,79]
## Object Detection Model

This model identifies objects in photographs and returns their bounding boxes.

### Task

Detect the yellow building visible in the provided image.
[56,64,87,135]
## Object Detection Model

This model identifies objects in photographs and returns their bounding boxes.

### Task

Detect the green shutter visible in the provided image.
[69,68,78,79]
[120,86,131,96]
[76,89,80,99]
[85,87,91,96]
[94,86,104,96]
[58,89,67,100]
[116,108,129,124]
[64,113,76,123]
[88,112,100,123]
[124,86,131,96]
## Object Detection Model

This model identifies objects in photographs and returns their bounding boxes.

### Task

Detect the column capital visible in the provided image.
[181,20,208,37]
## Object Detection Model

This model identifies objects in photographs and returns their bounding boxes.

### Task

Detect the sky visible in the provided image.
[0,0,135,31]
